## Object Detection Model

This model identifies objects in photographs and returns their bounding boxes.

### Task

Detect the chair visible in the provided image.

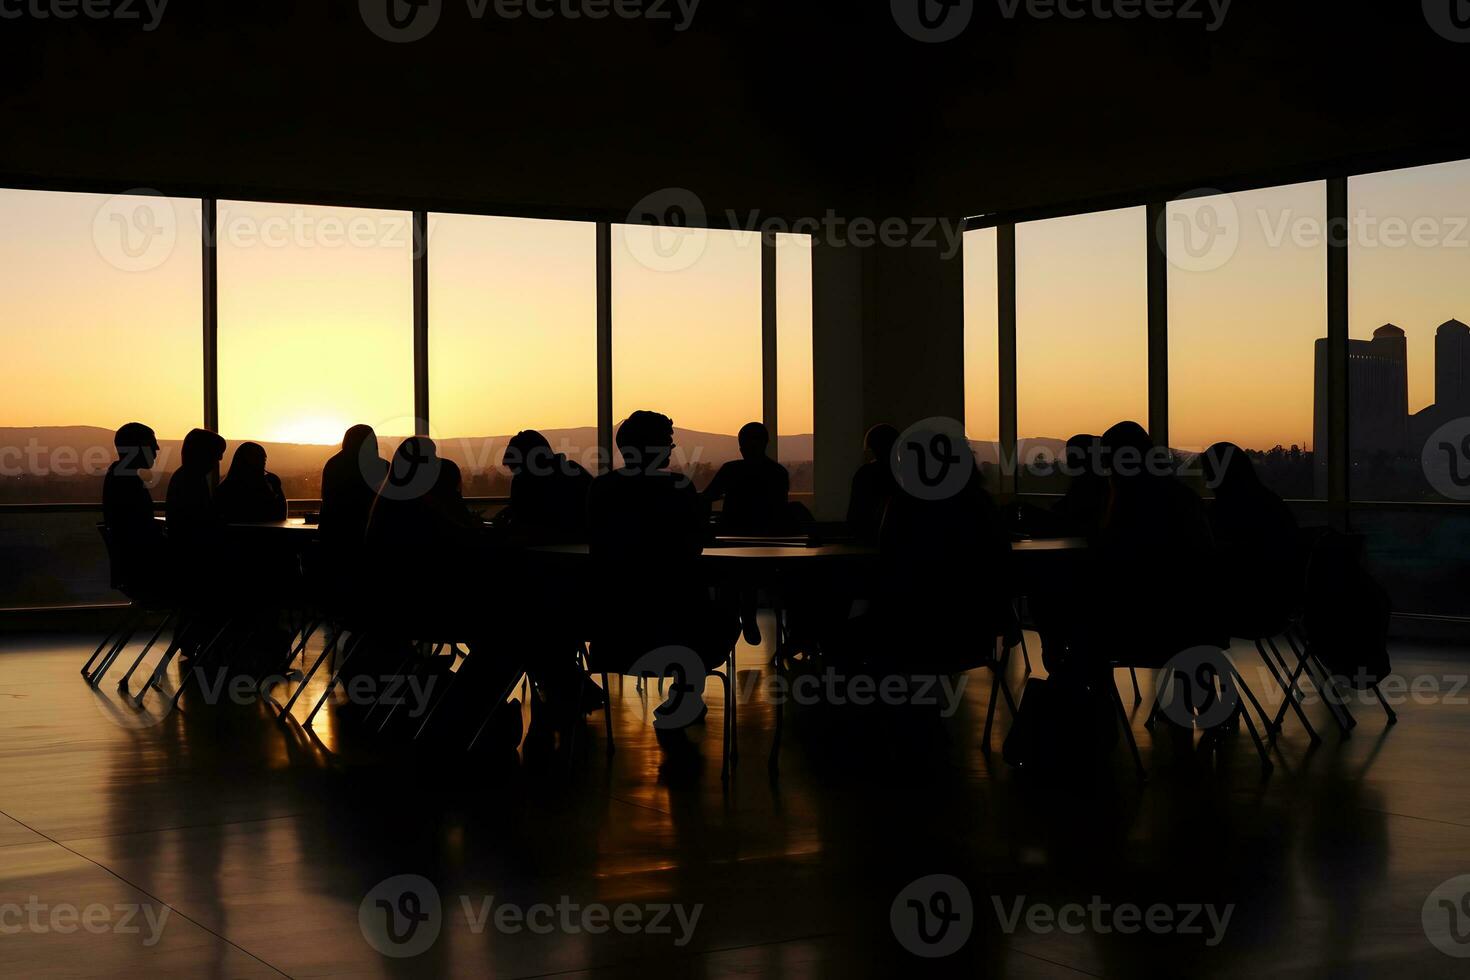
[83,525,179,690]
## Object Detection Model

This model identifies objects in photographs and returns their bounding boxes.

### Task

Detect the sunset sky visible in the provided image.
[4,159,1467,458]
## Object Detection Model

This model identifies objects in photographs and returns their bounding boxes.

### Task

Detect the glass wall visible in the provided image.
[217,201,415,497]
[1167,182,1326,499]
[1015,206,1148,490]
[775,233,814,491]
[428,213,598,496]
[611,225,762,489]
[0,189,203,504]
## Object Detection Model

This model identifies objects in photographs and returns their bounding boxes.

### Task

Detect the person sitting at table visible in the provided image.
[846,423,899,544]
[702,422,790,534]
[1201,442,1300,638]
[587,411,737,724]
[1051,433,1108,537]
[101,421,167,598]
[320,424,388,556]
[701,421,791,646]
[165,427,226,551]
[496,429,594,543]
[215,442,288,524]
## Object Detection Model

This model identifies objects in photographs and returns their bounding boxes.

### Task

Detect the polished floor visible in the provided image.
[0,621,1468,978]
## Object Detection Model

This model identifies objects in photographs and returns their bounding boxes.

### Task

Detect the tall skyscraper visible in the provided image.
[1435,318,1470,415]
[1314,323,1410,496]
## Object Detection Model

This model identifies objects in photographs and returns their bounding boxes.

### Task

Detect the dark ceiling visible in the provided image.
[2,1,1468,225]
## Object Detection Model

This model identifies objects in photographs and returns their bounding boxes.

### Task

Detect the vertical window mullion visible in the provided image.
[1146,201,1169,448]
[1327,178,1350,529]
[997,223,1018,497]
[413,210,430,436]
[202,198,218,433]
[762,232,778,459]
[596,221,613,473]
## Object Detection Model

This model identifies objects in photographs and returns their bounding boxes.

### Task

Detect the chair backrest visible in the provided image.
[96,523,123,591]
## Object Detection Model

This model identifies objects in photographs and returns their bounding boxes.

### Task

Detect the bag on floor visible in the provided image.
[1002,671,1117,771]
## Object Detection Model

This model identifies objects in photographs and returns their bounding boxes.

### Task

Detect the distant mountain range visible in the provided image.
[0,425,817,476]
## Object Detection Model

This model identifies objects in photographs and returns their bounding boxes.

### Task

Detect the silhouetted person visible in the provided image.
[1201,442,1300,637]
[165,428,226,547]
[1089,421,1216,664]
[1051,433,1108,537]
[101,422,165,596]
[846,423,899,543]
[320,424,388,554]
[365,438,482,576]
[499,429,593,543]
[702,422,790,534]
[588,411,736,720]
[215,442,288,524]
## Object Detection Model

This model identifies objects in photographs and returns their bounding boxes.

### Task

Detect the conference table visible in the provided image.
[207,519,1088,592]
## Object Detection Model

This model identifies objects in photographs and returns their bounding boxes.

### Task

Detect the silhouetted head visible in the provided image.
[504,430,554,476]
[227,442,268,481]
[738,421,769,460]
[616,411,675,472]
[864,423,899,462]
[1065,434,1102,478]
[1100,421,1155,481]
[434,458,464,500]
[342,424,378,460]
[1201,442,1258,495]
[180,428,226,469]
[113,422,159,472]
[380,435,440,498]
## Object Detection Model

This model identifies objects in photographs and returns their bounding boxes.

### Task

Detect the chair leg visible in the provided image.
[727,645,738,765]
[116,611,176,693]
[601,672,615,757]
[1109,679,1147,782]
[769,673,783,776]
[1229,672,1274,776]
[467,672,528,752]
[1129,667,1142,706]
[714,668,732,782]
[305,632,366,730]
[1372,682,1398,724]
[982,637,1014,753]
[279,630,341,717]
[1256,638,1320,745]
[89,619,141,687]
[82,605,136,679]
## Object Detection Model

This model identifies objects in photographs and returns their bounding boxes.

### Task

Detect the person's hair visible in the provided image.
[227,441,267,480]
[114,422,155,452]
[434,458,464,498]
[180,428,226,468]
[503,430,553,471]
[1065,433,1101,477]
[341,424,378,458]
[864,423,899,460]
[1202,442,1258,494]
[616,411,675,469]
[738,421,770,453]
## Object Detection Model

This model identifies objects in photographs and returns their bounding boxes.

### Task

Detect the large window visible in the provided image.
[428,214,597,496]
[0,188,203,502]
[963,228,1000,487]
[1349,160,1470,503]
[217,201,415,497]
[1168,183,1326,499]
[775,233,814,491]
[611,225,762,488]
[1016,207,1148,488]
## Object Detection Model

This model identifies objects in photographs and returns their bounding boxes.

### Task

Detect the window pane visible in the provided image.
[964,228,1000,486]
[428,213,597,496]
[217,201,414,498]
[775,233,814,491]
[1349,160,1470,502]
[612,225,761,489]
[1168,183,1325,499]
[0,188,202,505]
[1016,206,1148,487]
